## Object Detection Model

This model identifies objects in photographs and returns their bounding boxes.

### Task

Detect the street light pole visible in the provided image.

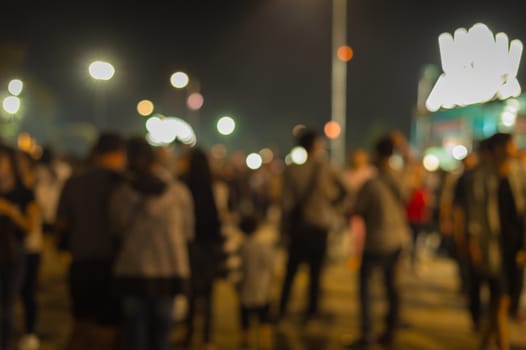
[331,0,348,167]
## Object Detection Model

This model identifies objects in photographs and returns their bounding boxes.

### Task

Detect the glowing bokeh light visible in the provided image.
[246,153,263,170]
[187,93,204,111]
[146,115,196,146]
[137,100,154,117]
[291,147,308,165]
[170,72,189,89]
[423,154,440,172]
[337,45,354,62]
[292,124,306,137]
[17,133,33,152]
[88,61,115,81]
[217,116,236,136]
[426,23,523,112]
[8,79,23,96]
[2,96,21,114]
[324,121,342,139]
[452,145,468,160]
[259,148,274,164]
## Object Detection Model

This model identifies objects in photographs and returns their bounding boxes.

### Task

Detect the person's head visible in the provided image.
[348,148,369,169]
[0,145,22,191]
[374,134,396,168]
[239,212,260,237]
[91,132,127,172]
[488,133,516,163]
[475,138,492,163]
[126,137,157,176]
[462,152,478,170]
[296,129,325,158]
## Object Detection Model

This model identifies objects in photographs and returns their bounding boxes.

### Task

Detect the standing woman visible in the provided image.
[0,145,39,350]
[180,147,224,350]
[17,151,44,350]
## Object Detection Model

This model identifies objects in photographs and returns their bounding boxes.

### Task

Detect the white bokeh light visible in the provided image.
[8,79,23,96]
[291,147,308,165]
[2,96,21,114]
[170,72,189,89]
[89,61,115,81]
[246,153,263,170]
[217,116,236,136]
[426,23,523,111]
[452,145,468,160]
[423,154,440,172]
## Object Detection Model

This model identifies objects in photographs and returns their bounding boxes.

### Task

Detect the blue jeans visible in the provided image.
[0,254,25,350]
[359,249,402,337]
[121,296,173,350]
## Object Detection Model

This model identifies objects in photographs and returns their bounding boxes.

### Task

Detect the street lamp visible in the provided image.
[89,61,115,80]
[8,79,23,96]
[88,60,115,129]
[170,72,189,89]
[217,116,236,136]
[2,96,21,114]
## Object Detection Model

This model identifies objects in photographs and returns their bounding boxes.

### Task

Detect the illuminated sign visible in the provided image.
[426,23,523,112]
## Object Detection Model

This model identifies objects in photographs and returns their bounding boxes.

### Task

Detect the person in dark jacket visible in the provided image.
[179,147,224,350]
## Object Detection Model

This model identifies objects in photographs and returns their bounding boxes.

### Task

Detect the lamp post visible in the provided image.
[331,0,348,167]
[88,60,115,129]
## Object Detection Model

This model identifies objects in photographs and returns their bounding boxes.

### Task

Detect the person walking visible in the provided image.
[110,137,194,350]
[279,128,347,323]
[346,134,410,348]
[56,132,127,350]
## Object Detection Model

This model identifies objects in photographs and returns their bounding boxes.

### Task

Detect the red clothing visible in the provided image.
[406,188,429,224]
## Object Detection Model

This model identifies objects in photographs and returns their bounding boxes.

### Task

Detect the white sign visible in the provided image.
[426,23,523,112]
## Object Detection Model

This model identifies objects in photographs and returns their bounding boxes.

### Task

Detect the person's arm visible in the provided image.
[0,198,37,233]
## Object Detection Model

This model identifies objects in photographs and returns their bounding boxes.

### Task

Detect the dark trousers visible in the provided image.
[279,226,327,318]
[121,296,173,350]
[467,264,482,328]
[21,253,41,334]
[240,304,270,330]
[185,284,214,343]
[507,255,524,316]
[0,254,24,350]
[359,249,402,337]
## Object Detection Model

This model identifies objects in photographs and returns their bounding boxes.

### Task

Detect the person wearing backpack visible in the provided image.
[278,129,347,323]
[109,137,194,350]
[0,145,40,350]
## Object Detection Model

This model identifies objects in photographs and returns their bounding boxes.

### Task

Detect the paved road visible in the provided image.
[16,239,526,350]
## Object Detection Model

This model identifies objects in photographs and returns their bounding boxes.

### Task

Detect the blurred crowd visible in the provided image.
[0,128,524,350]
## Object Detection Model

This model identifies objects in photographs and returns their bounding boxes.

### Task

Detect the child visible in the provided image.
[238,214,276,349]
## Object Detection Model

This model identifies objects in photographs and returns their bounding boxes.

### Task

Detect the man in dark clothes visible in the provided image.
[56,132,126,350]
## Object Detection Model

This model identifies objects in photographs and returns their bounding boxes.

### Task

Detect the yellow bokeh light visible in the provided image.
[137,99,154,117]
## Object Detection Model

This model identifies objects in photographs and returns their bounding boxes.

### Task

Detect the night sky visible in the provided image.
[2,0,526,156]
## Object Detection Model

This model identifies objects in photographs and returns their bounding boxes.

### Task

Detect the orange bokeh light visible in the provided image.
[137,99,154,117]
[337,46,353,62]
[324,121,342,139]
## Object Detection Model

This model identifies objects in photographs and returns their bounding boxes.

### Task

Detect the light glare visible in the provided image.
[291,147,308,165]
[423,154,440,172]
[246,153,263,170]
[187,93,204,111]
[2,96,21,114]
[89,61,115,80]
[170,72,189,89]
[8,79,23,96]
[452,145,468,160]
[217,116,236,136]
[137,100,154,117]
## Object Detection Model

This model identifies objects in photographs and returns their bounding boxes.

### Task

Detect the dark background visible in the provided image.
[1,0,526,155]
